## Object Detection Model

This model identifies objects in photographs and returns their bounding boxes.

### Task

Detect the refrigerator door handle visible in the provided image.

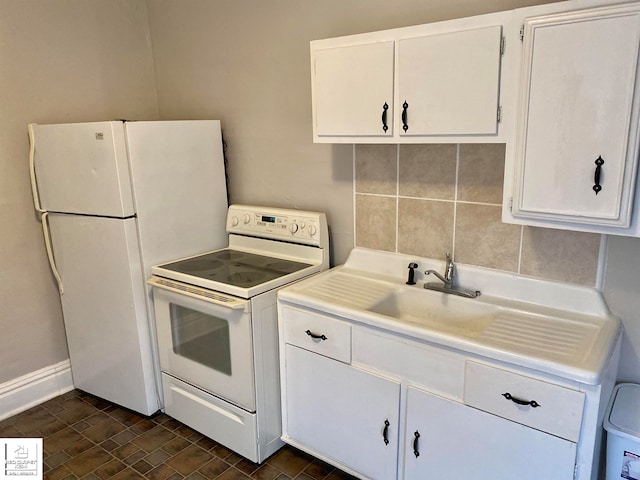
[41,212,64,294]
[28,123,45,213]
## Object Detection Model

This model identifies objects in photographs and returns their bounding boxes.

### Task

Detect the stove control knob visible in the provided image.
[300,221,306,229]
[231,216,239,227]
[308,225,317,236]
[289,223,299,234]
[243,214,251,225]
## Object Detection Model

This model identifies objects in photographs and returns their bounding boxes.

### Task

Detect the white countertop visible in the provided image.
[278,248,621,385]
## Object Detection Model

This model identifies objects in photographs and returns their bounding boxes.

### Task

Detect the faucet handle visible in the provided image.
[443,253,455,286]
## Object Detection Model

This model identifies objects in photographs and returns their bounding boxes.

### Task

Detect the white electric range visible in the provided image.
[148,204,329,463]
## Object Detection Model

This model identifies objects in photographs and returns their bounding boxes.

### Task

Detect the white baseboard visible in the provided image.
[0,360,74,421]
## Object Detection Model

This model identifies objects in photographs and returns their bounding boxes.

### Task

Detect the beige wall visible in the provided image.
[0,0,158,384]
[603,237,640,384]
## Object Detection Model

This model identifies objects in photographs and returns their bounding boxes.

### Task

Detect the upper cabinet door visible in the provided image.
[512,4,640,227]
[397,26,503,136]
[312,41,394,138]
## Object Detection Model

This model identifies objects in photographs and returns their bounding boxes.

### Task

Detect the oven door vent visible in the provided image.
[148,276,248,310]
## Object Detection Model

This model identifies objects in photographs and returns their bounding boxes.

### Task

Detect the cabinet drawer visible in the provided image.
[464,362,584,442]
[162,373,258,461]
[281,307,351,363]
[353,328,465,400]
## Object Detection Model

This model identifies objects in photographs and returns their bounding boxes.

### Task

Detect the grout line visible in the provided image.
[452,144,460,259]
[395,195,501,207]
[352,144,357,248]
[449,199,503,207]
[395,144,400,253]
[355,192,397,199]
[595,233,608,290]
[517,224,524,274]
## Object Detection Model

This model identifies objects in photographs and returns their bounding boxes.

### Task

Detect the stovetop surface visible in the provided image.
[157,248,312,288]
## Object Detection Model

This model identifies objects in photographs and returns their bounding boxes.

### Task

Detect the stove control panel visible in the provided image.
[227,205,328,248]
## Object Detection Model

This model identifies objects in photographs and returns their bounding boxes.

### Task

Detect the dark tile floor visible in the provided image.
[0,390,356,480]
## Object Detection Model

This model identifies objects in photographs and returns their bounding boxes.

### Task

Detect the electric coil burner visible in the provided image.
[148,205,329,463]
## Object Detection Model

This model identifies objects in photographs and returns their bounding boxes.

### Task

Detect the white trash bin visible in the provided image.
[604,383,640,480]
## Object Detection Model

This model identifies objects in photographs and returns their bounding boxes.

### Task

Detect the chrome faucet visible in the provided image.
[425,253,455,289]
[424,253,480,298]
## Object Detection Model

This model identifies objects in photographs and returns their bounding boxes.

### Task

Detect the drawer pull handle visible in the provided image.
[305,329,327,341]
[382,102,389,133]
[382,419,390,445]
[502,392,541,408]
[593,155,604,195]
[413,430,420,457]
[402,101,409,132]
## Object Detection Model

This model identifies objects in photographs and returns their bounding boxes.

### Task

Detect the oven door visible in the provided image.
[150,278,256,412]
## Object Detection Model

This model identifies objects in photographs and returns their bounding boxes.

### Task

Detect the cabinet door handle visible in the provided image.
[502,392,541,408]
[402,101,409,132]
[412,430,420,457]
[305,329,327,341]
[382,419,390,445]
[381,102,389,133]
[593,155,604,195]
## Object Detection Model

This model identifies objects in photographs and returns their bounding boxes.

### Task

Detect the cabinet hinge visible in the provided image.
[519,25,525,42]
[500,36,505,55]
[509,197,513,212]
[497,105,502,123]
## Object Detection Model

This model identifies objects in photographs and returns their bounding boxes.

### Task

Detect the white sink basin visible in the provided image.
[367,288,497,338]
[279,248,621,384]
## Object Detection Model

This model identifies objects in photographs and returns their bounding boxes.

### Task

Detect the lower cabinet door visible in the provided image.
[284,345,400,480]
[403,386,577,480]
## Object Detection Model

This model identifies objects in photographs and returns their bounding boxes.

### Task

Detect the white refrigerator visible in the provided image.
[29,120,229,415]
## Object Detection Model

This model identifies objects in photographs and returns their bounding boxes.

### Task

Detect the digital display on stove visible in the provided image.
[261,215,277,223]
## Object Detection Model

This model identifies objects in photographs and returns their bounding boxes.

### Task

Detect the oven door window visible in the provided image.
[170,304,232,376]
[153,286,256,411]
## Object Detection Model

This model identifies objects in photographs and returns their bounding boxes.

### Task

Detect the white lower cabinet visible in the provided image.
[279,305,609,480]
[284,344,400,480]
[403,386,577,480]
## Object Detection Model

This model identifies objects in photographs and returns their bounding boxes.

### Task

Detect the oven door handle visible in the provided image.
[148,276,248,310]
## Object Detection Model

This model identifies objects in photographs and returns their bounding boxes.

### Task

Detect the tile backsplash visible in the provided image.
[355,144,601,286]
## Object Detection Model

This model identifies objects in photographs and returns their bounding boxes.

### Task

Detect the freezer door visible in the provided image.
[32,122,134,217]
[126,120,229,276]
[47,213,159,415]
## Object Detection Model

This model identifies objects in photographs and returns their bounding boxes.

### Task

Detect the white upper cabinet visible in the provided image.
[310,15,508,143]
[397,26,503,136]
[508,2,640,232]
[313,41,395,137]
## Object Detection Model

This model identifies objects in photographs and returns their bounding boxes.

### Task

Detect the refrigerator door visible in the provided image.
[47,213,159,415]
[32,122,134,217]
[126,120,229,276]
